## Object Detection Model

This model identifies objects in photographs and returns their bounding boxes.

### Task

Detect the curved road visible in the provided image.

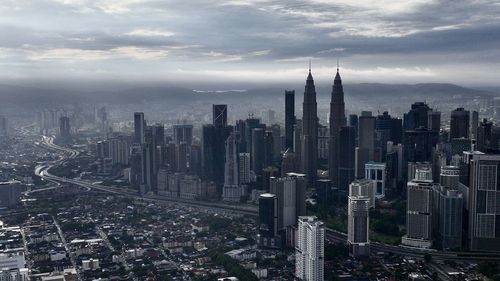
[35,135,257,216]
[32,132,500,262]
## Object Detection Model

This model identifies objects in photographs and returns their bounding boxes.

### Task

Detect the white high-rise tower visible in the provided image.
[296,216,324,281]
[402,168,435,248]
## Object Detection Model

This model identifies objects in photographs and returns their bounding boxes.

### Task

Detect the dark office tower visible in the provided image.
[234,120,246,152]
[375,111,394,162]
[293,120,302,162]
[270,177,298,231]
[134,112,145,144]
[164,142,177,170]
[328,66,346,187]
[264,131,274,167]
[301,68,318,187]
[471,111,479,140]
[173,124,193,146]
[129,144,142,186]
[316,179,333,207]
[201,122,233,185]
[403,102,431,131]
[451,138,471,156]
[235,119,247,152]
[252,128,265,176]
[189,144,202,176]
[151,124,165,147]
[476,119,493,152]
[59,116,71,140]
[375,112,402,160]
[285,90,296,151]
[143,126,159,187]
[403,127,439,165]
[141,143,153,194]
[338,126,356,193]
[391,118,403,144]
[287,173,307,217]
[385,146,400,191]
[213,104,227,127]
[490,127,500,151]
[450,107,470,140]
[348,195,370,257]
[358,111,375,154]
[214,125,233,184]
[349,114,359,140]
[176,142,188,173]
[437,187,463,250]
[155,145,164,172]
[270,124,282,157]
[223,132,239,199]
[428,111,441,132]
[356,112,375,178]
[145,125,153,144]
[258,193,278,246]
[245,117,262,156]
[201,125,216,181]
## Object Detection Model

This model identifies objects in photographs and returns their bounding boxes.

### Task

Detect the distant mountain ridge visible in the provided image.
[341,83,493,98]
[0,82,495,108]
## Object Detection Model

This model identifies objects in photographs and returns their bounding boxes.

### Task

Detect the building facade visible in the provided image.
[295,216,324,281]
[402,168,435,248]
[301,69,318,187]
[365,162,386,198]
[348,196,370,257]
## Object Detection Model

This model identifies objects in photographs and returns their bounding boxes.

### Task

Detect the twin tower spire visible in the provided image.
[302,60,345,187]
[306,59,341,83]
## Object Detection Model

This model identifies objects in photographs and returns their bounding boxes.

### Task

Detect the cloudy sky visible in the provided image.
[1,0,500,85]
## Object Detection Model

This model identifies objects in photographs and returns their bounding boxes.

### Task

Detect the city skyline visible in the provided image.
[1,68,499,280]
[0,2,499,281]
[0,1,500,85]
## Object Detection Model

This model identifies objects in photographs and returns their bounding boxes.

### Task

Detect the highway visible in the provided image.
[31,132,500,262]
[34,135,258,216]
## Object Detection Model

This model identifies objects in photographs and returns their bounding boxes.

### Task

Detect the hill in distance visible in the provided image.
[0,82,496,108]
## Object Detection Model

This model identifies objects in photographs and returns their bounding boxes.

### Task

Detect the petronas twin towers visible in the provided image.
[301,68,318,186]
[301,65,345,188]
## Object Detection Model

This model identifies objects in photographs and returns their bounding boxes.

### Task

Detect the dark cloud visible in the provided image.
[0,0,499,85]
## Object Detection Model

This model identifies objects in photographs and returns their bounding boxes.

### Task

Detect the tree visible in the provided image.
[478,261,499,278]
[211,253,258,281]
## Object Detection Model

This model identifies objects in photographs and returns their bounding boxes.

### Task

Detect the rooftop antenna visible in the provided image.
[337,58,339,72]
[309,59,311,72]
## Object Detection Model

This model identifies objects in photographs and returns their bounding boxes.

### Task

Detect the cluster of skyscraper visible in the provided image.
[125,104,277,200]
[36,106,106,140]
[278,66,500,277]
[84,65,500,281]
[398,106,500,253]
